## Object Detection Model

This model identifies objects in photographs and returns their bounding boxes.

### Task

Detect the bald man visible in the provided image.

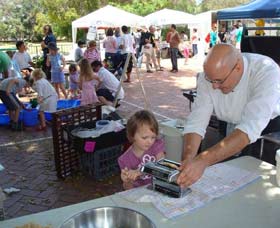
[177,43,280,188]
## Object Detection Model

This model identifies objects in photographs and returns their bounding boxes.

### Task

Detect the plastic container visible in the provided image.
[159,119,185,162]
[79,145,122,180]
[0,104,7,114]
[22,109,39,127]
[96,120,110,129]
[57,99,81,110]
[276,149,280,186]
[0,114,10,126]
[44,112,53,121]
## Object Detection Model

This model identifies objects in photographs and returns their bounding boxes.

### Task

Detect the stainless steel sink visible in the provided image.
[60,206,156,228]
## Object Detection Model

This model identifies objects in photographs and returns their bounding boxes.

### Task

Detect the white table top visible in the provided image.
[1,156,280,228]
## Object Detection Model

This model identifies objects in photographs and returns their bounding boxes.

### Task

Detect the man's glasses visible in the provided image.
[205,61,238,85]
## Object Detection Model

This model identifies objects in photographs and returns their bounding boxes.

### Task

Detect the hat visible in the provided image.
[48,42,59,50]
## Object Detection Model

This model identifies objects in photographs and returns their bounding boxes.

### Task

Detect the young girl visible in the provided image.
[46,42,67,99]
[83,40,101,64]
[68,64,79,98]
[78,58,100,106]
[118,110,165,190]
[31,69,57,131]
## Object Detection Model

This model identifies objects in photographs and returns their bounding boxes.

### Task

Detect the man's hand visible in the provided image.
[177,157,208,188]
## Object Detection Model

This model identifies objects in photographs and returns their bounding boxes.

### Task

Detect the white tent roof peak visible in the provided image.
[72,5,143,43]
[144,8,200,26]
[72,5,143,28]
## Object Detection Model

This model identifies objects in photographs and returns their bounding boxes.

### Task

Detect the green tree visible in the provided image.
[41,0,100,40]
[199,0,251,12]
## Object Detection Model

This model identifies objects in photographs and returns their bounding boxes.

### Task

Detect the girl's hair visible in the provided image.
[32,68,46,80]
[88,40,97,47]
[79,58,94,81]
[106,28,114,36]
[126,110,159,143]
[69,63,77,72]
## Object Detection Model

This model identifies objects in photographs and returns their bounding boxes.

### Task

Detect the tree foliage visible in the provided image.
[199,0,251,12]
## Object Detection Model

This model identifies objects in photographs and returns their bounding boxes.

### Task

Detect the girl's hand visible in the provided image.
[127,169,141,181]
[121,167,130,182]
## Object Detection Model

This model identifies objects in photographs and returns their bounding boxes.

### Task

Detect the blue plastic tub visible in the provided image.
[57,99,81,110]
[44,112,53,121]
[22,109,39,127]
[0,104,7,114]
[0,114,10,125]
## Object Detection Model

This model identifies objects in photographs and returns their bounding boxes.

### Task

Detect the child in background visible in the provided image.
[74,40,85,63]
[31,69,57,131]
[118,110,165,190]
[68,64,79,99]
[46,42,67,99]
[83,40,101,64]
[78,58,100,106]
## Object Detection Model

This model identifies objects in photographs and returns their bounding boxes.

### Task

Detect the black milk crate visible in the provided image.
[79,144,123,180]
[64,120,128,180]
[52,104,102,179]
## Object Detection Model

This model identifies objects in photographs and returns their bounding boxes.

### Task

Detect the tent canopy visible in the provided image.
[144,8,200,26]
[217,0,280,20]
[72,5,143,43]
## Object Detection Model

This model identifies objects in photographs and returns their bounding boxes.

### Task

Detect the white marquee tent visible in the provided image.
[144,8,201,26]
[72,5,143,43]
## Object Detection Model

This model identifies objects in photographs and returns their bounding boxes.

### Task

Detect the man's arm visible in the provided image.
[177,129,250,187]
[182,133,202,161]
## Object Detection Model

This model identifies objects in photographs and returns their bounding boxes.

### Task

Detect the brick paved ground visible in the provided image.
[0,57,203,220]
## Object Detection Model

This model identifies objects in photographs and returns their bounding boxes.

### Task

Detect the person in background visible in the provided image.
[41,25,56,81]
[103,28,117,70]
[0,77,27,130]
[118,110,165,190]
[218,25,227,43]
[31,69,57,131]
[177,44,280,188]
[91,60,124,107]
[168,24,180,73]
[230,24,238,47]
[0,51,11,79]
[68,63,80,99]
[154,27,164,70]
[235,20,243,50]
[84,40,101,64]
[120,25,135,83]
[6,51,21,79]
[46,42,67,99]
[12,41,34,75]
[191,28,199,57]
[78,58,100,106]
[210,25,218,48]
[114,27,123,75]
[142,25,161,73]
[74,40,85,63]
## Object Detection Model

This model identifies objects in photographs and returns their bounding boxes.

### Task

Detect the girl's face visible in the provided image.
[88,44,96,51]
[132,123,157,153]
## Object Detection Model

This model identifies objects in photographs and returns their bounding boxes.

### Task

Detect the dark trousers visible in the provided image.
[42,57,51,81]
[192,44,198,56]
[170,48,178,71]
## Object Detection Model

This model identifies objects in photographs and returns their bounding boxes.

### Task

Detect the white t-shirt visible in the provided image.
[98,67,124,99]
[120,33,135,54]
[184,53,280,143]
[12,51,32,70]
[33,78,57,112]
